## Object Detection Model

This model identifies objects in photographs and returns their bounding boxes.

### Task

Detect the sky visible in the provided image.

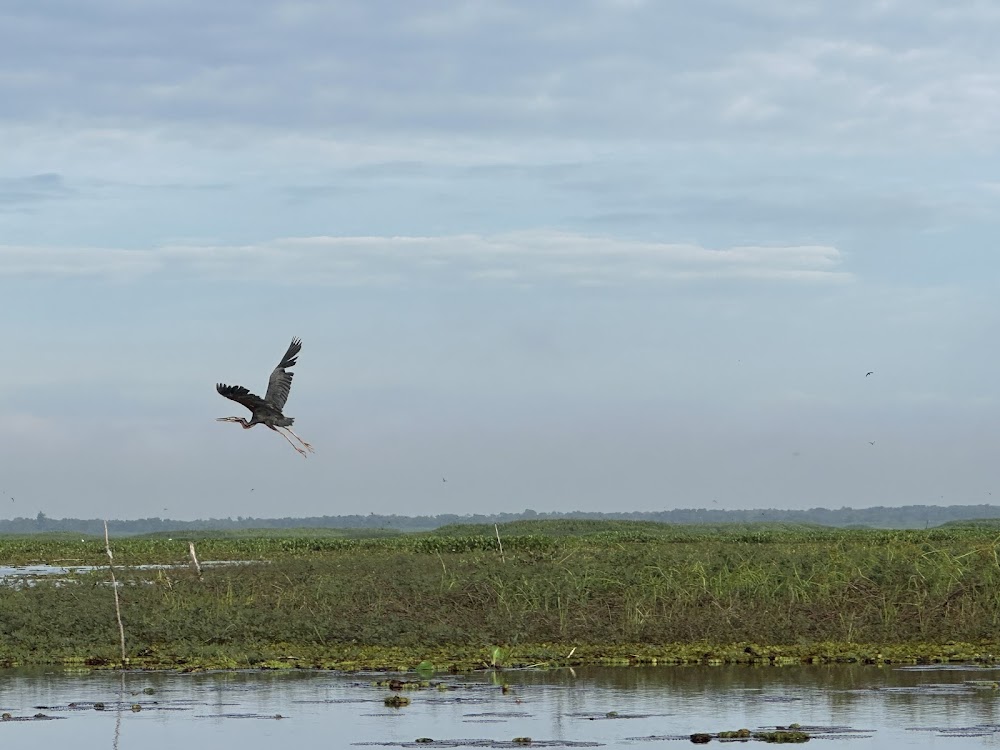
[2,0,999,520]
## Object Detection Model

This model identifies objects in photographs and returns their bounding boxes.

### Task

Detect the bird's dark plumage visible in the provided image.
[264,337,300,412]
[216,337,314,456]
[216,337,302,427]
[216,384,271,416]
[866,371,874,377]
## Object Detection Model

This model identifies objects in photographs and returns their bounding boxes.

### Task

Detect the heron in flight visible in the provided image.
[216,337,315,457]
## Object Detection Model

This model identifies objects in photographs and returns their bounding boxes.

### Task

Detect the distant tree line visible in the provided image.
[5,504,1000,536]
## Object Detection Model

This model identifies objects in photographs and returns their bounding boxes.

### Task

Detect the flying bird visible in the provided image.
[868,441,876,446]
[216,337,315,457]
[866,371,874,377]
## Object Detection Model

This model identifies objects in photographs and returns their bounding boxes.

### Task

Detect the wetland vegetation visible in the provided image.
[2,520,1000,670]
[8,502,1000,535]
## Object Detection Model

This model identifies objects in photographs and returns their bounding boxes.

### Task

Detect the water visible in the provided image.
[1,663,1000,747]
[0,562,252,586]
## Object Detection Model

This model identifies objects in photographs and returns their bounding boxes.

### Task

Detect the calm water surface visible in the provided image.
[1,663,999,747]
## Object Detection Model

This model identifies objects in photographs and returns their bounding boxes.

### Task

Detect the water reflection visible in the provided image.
[1,663,1000,747]
[0,561,251,583]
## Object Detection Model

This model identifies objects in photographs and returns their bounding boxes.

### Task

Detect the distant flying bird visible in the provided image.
[216,337,316,458]
[868,441,876,446]
[866,371,874,377]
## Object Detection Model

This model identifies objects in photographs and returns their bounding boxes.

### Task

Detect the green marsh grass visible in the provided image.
[1,521,1000,669]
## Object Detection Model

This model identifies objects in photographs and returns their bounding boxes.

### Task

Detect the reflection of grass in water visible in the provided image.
[2,521,1000,669]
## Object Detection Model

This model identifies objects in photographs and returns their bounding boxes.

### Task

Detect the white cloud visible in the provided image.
[2,1,999,155]
[0,245,160,279]
[0,232,850,286]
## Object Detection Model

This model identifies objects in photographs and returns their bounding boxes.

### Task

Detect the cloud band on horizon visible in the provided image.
[0,231,850,286]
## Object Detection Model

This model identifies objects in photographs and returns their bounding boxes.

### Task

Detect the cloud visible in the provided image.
[663,189,948,234]
[2,1,1000,155]
[0,232,850,286]
[0,245,159,280]
[0,173,72,207]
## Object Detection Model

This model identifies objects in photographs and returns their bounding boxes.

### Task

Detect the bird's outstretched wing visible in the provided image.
[217,383,268,414]
[264,337,301,411]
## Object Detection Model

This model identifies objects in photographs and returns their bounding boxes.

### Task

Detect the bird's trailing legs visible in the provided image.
[281,426,315,454]
[217,417,310,458]
[268,425,309,457]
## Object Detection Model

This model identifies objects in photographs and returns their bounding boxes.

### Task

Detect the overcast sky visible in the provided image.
[2,0,999,520]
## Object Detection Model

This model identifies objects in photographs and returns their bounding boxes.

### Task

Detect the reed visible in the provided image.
[0,521,999,668]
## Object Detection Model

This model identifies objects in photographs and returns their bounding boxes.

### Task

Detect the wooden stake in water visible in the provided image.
[103,520,127,667]
[188,542,202,577]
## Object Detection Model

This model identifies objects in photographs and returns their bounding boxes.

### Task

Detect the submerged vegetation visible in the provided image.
[2,520,1000,670]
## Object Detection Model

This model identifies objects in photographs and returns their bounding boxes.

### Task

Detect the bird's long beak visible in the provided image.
[217,417,238,422]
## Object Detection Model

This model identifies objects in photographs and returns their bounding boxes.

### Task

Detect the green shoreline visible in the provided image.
[9,641,1000,673]
[4,521,1000,672]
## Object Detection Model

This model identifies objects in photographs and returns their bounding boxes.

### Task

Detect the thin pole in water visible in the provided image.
[188,542,202,578]
[103,520,127,667]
